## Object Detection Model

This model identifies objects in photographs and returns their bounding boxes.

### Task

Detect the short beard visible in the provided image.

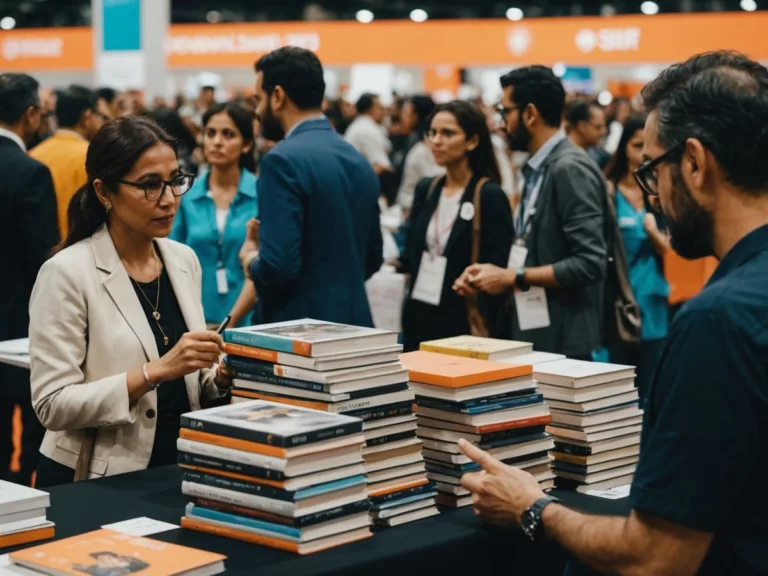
[506,111,531,152]
[665,166,715,260]
[260,100,286,142]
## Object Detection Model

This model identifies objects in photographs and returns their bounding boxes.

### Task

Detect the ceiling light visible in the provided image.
[0,16,16,30]
[552,62,567,78]
[356,9,374,23]
[206,10,222,23]
[740,0,757,10]
[597,91,613,106]
[506,7,524,21]
[410,8,428,22]
[640,1,659,14]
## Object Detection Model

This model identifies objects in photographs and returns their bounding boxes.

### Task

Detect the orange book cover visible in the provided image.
[231,390,330,412]
[181,517,372,555]
[400,351,531,387]
[477,414,552,434]
[9,529,225,575]
[0,525,54,549]
[368,478,428,498]
[223,343,279,363]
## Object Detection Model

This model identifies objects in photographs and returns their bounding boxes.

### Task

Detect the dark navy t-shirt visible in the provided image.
[630,224,768,575]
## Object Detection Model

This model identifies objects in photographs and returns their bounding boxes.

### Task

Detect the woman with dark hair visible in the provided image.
[604,114,670,399]
[29,116,232,487]
[395,94,444,214]
[171,102,258,327]
[151,108,199,174]
[399,100,514,351]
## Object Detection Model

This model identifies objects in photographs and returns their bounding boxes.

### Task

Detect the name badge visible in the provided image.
[507,243,529,270]
[515,287,551,331]
[216,267,229,295]
[618,216,636,228]
[411,252,447,306]
[460,202,475,221]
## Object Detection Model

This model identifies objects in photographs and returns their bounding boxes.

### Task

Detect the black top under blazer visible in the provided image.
[401,174,514,352]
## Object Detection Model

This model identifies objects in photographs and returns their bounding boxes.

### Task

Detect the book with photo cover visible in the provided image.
[9,529,226,576]
[224,319,398,357]
[180,400,363,448]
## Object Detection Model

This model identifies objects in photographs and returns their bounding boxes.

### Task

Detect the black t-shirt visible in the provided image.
[630,224,768,575]
[130,254,191,468]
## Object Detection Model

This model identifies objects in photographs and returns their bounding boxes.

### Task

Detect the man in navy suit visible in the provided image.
[240,47,383,327]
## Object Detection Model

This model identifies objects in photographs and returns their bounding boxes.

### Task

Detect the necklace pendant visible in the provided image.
[153,311,161,321]
[163,336,169,346]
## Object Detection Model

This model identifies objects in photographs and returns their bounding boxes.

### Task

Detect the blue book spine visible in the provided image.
[419,394,544,415]
[371,491,438,511]
[188,505,301,539]
[293,475,367,500]
[224,329,298,354]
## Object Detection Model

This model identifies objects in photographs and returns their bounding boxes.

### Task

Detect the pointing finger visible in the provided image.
[458,439,503,474]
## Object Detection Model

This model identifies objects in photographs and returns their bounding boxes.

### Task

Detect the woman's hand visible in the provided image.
[148,331,223,382]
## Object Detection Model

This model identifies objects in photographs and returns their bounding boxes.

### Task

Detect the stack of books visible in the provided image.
[222,319,437,528]
[0,480,54,549]
[8,529,226,575]
[178,400,373,554]
[401,351,555,508]
[534,359,643,493]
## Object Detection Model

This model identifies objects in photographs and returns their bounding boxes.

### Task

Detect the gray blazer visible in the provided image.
[510,139,607,357]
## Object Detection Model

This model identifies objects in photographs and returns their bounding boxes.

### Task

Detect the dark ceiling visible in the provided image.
[0,0,751,27]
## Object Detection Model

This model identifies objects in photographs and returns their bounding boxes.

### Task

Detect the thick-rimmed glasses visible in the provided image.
[633,143,684,198]
[116,174,195,202]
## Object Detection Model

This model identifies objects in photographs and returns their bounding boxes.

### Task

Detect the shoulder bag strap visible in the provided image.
[73,428,98,482]
[471,177,489,264]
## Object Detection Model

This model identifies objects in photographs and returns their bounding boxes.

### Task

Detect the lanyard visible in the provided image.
[207,190,229,268]
[431,197,459,256]
[515,166,547,241]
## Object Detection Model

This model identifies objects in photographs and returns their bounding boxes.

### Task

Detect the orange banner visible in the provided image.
[2,13,768,71]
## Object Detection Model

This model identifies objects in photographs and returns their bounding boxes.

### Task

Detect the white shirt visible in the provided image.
[425,190,462,255]
[0,127,26,151]
[396,141,445,211]
[344,115,392,168]
[215,208,228,235]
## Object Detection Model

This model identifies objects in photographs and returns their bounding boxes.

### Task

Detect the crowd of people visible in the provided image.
[0,44,766,575]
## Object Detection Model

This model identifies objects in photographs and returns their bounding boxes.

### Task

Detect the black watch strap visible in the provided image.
[516,267,530,291]
[521,495,561,542]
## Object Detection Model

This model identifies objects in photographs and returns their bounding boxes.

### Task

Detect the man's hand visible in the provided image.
[458,439,546,527]
[238,218,260,276]
[454,263,514,296]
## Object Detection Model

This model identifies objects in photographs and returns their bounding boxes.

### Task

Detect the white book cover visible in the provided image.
[0,339,30,370]
[502,351,566,368]
[0,481,49,516]
[534,359,636,387]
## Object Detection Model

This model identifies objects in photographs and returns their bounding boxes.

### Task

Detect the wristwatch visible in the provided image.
[521,496,561,542]
[515,267,530,291]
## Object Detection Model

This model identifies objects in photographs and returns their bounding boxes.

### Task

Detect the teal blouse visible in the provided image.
[170,168,258,325]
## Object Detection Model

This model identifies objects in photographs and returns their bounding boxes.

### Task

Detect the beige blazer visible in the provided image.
[29,225,222,479]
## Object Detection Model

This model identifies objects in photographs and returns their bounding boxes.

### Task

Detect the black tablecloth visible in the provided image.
[1,466,630,575]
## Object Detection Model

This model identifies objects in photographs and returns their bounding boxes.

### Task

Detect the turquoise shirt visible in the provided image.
[615,191,670,341]
[171,168,258,325]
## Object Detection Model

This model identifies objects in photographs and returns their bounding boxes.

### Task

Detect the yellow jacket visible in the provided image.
[30,131,88,237]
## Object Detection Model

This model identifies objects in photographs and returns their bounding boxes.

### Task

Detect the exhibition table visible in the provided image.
[1,466,630,575]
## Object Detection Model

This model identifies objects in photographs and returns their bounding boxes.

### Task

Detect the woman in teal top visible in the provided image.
[604,115,670,400]
[171,102,258,327]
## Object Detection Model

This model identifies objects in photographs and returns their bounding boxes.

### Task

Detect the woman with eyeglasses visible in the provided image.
[170,102,258,328]
[399,100,514,352]
[603,114,670,400]
[29,116,232,487]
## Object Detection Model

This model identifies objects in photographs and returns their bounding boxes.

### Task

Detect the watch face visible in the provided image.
[521,510,537,540]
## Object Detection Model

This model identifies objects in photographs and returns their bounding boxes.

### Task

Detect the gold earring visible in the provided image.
[105,204,111,215]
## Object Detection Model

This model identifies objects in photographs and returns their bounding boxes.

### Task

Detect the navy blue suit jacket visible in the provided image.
[250,118,383,327]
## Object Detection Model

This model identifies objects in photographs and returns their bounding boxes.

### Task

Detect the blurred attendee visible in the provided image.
[604,114,669,399]
[400,101,513,351]
[0,73,59,486]
[199,86,217,112]
[484,105,517,198]
[241,47,382,326]
[152,96,168,111]
[172,102,258,328]
[604,95,632,154]
[151,108,199,175]
[31,85,111,237]
[28,87,57,150]
[97,87,119,118]
[455,66,606,360]
[344,93,392,174]
[565,99,610,168]
[396,95,443,214]
[30,117,230,487]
